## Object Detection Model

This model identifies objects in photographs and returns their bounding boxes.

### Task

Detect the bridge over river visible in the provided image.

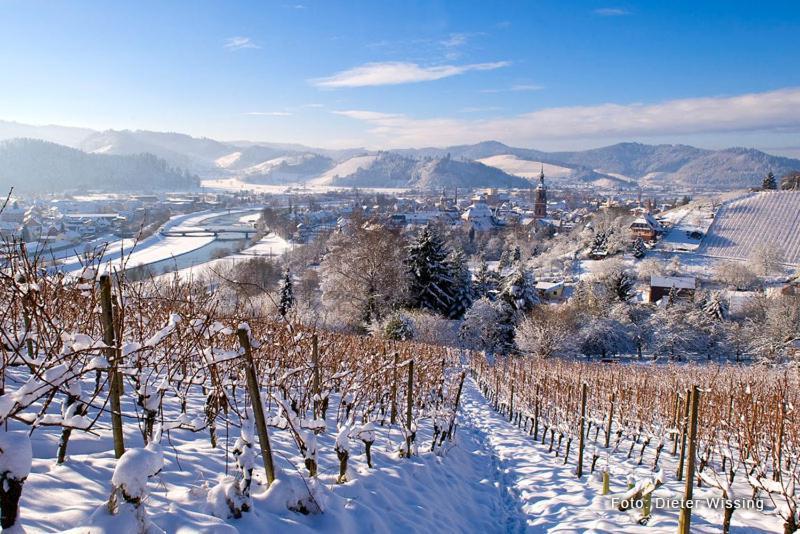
[160,225,256,238]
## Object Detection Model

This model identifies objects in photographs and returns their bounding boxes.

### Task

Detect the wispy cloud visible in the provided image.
[332,87,800,147]
[459,106,503,113]
[224,36,260,51]
[312,61,511,88]
[244,111,292,117]
[480,84,544,93]
[594,7,630,16]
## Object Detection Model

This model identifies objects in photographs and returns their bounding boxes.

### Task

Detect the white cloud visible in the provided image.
[312,61,511,88]
[481,84,544,93]
[224,36,260,51]
[594,7,630,16]
[244,111,292,116]
[332,87,800,147]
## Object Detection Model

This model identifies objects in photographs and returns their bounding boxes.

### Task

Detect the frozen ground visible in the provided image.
[14,376,780,533]
[54,209,259,275]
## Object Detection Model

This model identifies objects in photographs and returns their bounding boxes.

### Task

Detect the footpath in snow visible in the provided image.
[457,378,776,533]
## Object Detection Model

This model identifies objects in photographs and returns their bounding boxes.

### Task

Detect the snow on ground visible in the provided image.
[308,155,378,186]
[698,191,800,266]
[169,232,293,282]
[16,375,781,533]
[477,155,573,179]
[201,177,408,195]
[54,209,257,275]
[215,152,243,168]
[458,379,780,533]
[657,201,716,253]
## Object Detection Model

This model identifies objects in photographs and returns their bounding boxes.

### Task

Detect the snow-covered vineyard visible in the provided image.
[1,248,798,534]
[698,191,800,265]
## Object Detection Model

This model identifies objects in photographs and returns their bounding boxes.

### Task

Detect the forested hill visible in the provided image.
[0,138,197,193]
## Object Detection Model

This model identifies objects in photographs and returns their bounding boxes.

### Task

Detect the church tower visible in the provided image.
[534,165,547,219]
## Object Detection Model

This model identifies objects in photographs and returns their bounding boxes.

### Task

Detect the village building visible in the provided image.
[648,275,696,303]
[629,212,664,242]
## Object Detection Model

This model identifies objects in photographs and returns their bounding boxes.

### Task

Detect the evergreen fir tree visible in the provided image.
[632,237,647,259]
[499,263,539,313]
[447,249,473,319]
[702,291,728,322]
[472,258,499,300]
[406,226,455,315]
[278,267,294,317]
[604,269,635,302]
[762,171,777,190]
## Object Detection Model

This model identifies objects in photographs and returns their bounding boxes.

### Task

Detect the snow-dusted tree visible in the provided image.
[499,264,539,313]
[472,258,499,300]
[649,301,709,360]
[460,297,513,354]
[748,243,785,277]
[602,268,636,302]
[610,302,654,359]
[715,260,757,290]
[577,317,630,359]
[447,249,473,319]
[702,290,729,322]
[406,226,455,316]
[320,221,409,328]
[632,237,647,259]
[515,305,576,359]
[278,267,294,317]
[762,171,777,190]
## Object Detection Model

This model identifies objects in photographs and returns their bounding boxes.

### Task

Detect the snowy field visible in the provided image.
[167,232,293,282]
[11,377,781,533]
[697,191,800,265]
[476,155,574,179]
[54,209,259,275]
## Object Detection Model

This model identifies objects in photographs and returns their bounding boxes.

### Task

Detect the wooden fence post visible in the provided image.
[100,274,125,459]
[390,351,399,425]
[532,383,540,441]
[238,327,276,485]
[577,382,588,478]
[604,392,615,448]
[311,334,320,418]
[678,385,700,534]
[447,371,466,437]
[405,360,414,457]
[676,388,691,481]
[671,390,681,455]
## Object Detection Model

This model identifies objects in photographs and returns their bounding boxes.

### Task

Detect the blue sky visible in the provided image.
[1,0,800,154]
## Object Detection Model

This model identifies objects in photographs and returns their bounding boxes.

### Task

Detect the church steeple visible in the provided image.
[534,164,547,219]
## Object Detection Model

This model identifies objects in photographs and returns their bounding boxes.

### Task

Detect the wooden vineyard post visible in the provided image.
[577,382,588,478]
[509,381,515,422]
[99,274,125,459]
[447,371,466,437]
[311,334,320,419]
[604,392,615,448]
[404,360,414,457]
[238,327,276,485]
[390,351,399,425]
[671,390,681,455]
[532,383,540,441]
[678,385,700,534]
[676,388,691,481]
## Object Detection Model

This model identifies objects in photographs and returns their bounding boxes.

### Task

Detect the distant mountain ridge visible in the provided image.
[1,119,798,192]
[0,138,197,193]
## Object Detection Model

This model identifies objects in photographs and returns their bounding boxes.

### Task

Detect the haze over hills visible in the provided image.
[1,119,798,193]
[0,138,197,193]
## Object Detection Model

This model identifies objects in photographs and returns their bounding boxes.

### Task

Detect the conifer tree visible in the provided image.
[472,258,499,300]
[447,249,473,319]
[632,237,647,259]
[762,171,777,190]
[406,226,455,315]
[278,267,294,317]
[499,263,539,313]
